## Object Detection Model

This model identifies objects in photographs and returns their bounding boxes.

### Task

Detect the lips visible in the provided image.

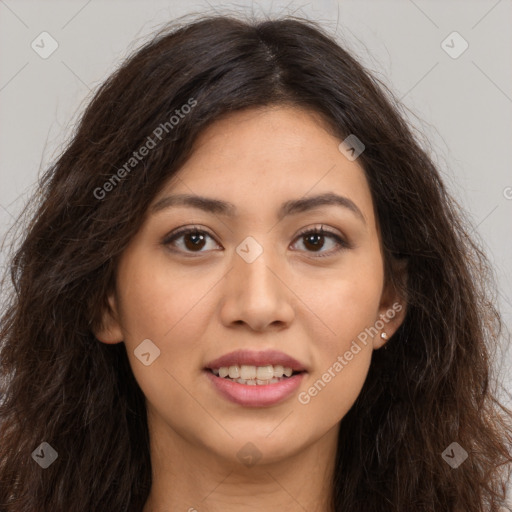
[204,349,308,407]
[205,370,305,407]
[204,349,308,373]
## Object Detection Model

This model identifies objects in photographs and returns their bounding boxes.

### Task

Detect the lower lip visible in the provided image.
[205,370,306,407]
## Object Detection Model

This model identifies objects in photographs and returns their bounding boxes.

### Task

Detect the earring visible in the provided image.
[380,332,389,340]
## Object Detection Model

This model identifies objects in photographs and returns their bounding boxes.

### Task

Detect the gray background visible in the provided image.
[1,0,511,487]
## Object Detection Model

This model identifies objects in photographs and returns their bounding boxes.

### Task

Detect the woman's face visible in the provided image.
[97,105,405,467]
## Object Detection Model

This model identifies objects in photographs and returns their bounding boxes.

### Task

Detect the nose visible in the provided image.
[219,243,296,332]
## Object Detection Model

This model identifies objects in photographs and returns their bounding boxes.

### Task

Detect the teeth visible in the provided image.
[256,365,274,380]
[240,365,256,380]
[228,365,240,379]
[273,365,284,378]
[235,377,283,385]
[211,364,298,384]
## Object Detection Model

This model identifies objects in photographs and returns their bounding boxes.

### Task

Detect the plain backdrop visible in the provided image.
[1,0,511,465]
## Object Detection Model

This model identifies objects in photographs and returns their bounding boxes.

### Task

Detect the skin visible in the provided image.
[95,105,407,511]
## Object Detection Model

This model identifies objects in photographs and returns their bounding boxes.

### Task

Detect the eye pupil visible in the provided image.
[304,233,324,251]
[185,232,206,250]
[166,227,344,257]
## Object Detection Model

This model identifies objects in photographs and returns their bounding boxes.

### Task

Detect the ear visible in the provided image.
[93,292,124,344]
[373,259,408,350]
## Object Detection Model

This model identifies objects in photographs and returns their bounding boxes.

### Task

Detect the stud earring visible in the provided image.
[380,332,389,340]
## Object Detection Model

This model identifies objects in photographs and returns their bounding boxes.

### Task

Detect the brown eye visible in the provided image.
[163,227,220,254]
[302,232,326,251]
[292,226,349,257]
[163,224,350,257]
[183,231,207,251]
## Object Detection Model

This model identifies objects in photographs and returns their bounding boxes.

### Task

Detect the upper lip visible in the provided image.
[205,349,308,372]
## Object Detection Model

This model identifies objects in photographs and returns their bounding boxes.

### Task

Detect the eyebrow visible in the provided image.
[151,192,366,225]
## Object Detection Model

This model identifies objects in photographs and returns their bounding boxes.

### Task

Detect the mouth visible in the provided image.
[204,367,306,407]
[205,364,305,386]
[203,349,308,406]
[204,348,308,385]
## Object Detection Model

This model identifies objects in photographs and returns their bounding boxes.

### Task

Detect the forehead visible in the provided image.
[155,106,376,229]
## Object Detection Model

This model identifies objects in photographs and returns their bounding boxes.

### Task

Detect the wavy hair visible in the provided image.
[1,13,511,512]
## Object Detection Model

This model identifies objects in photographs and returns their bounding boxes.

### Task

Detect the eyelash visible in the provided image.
[162,224,350,258]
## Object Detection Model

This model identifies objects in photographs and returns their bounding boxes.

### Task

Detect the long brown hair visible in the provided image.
[1,13,511,511]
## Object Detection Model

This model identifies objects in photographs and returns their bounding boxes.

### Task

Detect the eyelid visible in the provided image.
[294,224,346,243]
[291,224,350,256]
[162,224,350,256]
[162,224,220,250]
[163,224,215,241]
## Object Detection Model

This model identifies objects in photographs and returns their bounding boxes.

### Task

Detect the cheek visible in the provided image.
[116,254,214,341]
[300,251,384,352]
[114,261,217,424]
[115,256,220,392]
[297,343,372,432]
[294,252,382,417]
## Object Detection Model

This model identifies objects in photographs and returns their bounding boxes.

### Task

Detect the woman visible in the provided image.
[0,13,510,512]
